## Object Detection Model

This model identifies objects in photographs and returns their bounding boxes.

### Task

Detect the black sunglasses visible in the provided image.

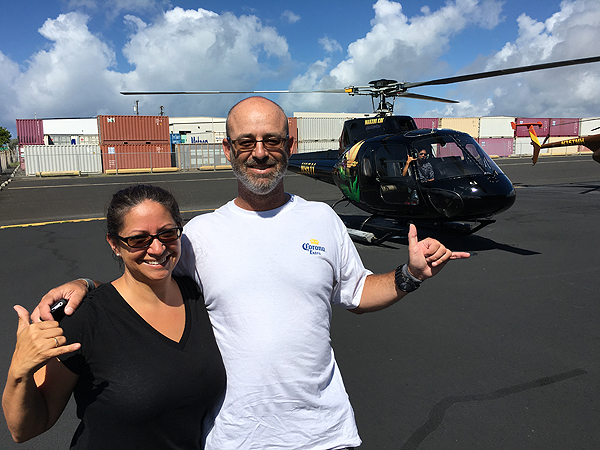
[116,227,183,249]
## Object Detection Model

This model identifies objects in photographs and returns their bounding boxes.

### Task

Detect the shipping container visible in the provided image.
[514,137,535,156]
[101,143,172,173]
[579,117,600,136]
[477,138,514,157]
[413,118,439,130]
[479,116,515,138]
[439,117,480,138]
[16,119,44,145]
[98,115,170,143]
[169,116,226,135]
[45,134,100,145]
[549,118,579,137]
[179,132,224,144]
[296,117,348,152]
[23,145,102,176]
[288,117,298,153]
[175,143,230,170]
[43,118,98,135]
[514,118,550,138]
[543,136,580,155]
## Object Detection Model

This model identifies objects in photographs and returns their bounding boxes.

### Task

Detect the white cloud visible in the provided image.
[281,10,301,24]
[0,7,292,126]
[3,12,124,121]
[281,0,505,114]
[281,0,600,118]
[318,37,342,54]
[450,0,600,117]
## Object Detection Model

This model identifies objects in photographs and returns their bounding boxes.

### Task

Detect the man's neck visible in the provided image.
[234,181,289,211]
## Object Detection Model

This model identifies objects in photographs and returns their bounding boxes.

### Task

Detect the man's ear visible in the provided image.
[285,136,295,156]
[223,138,232,162]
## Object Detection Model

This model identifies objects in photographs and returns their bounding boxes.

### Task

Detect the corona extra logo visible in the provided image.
[302,240,326,255]
[301,162,317,175]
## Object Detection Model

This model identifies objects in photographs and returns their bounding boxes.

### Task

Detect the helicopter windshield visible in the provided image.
[411,134,500,180]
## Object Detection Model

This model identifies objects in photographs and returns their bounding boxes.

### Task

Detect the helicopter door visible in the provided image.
[375,143,419,205]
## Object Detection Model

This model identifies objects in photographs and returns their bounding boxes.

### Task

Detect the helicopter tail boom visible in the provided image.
[288,150,339,185]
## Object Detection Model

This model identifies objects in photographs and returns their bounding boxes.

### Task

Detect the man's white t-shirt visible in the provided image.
[177,195,370,449]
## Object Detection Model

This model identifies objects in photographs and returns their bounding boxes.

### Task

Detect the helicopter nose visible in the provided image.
[426,189,464,218]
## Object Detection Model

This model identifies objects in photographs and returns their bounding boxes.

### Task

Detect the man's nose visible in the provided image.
[252,140,268,159]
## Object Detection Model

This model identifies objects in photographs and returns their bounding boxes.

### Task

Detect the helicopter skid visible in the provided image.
[341,213,495,245]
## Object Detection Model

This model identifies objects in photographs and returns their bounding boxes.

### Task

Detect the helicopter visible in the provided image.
[513,120,600,164]
[121,55,600,240]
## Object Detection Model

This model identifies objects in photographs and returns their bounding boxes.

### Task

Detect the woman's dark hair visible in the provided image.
[106,185,182,237]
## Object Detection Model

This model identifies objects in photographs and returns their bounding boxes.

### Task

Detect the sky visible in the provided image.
[2,0,600,137]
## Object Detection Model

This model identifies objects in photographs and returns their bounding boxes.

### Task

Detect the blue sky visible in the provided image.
[2,0,600,136]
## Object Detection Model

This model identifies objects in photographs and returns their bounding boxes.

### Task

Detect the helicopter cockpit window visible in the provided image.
[375,143,409,178]
[411,134,498,180]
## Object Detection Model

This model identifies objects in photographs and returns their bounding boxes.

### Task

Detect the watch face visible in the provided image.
[399,282,417,293]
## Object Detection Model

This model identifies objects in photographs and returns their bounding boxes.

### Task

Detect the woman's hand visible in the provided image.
[10,306,80,380]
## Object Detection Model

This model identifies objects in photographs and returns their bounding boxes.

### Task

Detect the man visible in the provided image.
[402,149,435,182]
[36,97,469,449]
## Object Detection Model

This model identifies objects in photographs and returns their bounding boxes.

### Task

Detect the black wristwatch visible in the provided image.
[394,264,422,293]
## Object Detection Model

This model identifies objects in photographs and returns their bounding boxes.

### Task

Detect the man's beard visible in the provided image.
[231,152,289,195]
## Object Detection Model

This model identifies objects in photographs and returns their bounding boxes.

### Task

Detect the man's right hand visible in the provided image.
[31,279,89,322]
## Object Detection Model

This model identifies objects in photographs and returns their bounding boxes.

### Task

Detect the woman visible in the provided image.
[3,185,226,449]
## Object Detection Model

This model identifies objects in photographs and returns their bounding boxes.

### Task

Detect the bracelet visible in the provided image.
[394,264,422,293]
[78,278,96,293]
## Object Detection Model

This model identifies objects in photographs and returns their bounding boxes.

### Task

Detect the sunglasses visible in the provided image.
[227,135,288,152]
[116,227,183,249]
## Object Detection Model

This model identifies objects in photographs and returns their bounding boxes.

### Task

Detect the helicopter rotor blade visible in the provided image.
[402,55,600,89]
[398,92,459,103]
[120,89,347,95]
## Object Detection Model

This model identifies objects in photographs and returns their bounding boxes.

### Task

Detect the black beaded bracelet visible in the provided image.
[394,264,422,293]
[78,278,96,293]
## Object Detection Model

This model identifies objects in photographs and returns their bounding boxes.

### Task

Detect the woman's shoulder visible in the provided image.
[173,275,202,300]
[60,283,117,325]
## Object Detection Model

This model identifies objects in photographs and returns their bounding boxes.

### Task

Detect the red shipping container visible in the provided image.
[477,138,514,157]
[287,117,298,153]
[101,143,172,172]
[98,115,170,143]
[549,118,579,137]
[16,119,44,145]
[413,118,439,130]
[515,118,550,138]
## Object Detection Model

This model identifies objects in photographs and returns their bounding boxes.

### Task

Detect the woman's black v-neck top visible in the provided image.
[58,275,226,450]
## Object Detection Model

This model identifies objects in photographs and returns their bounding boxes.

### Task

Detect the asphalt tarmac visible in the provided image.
[1,154,599,449]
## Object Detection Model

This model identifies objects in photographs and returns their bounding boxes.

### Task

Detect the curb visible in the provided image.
[0,166,19,190]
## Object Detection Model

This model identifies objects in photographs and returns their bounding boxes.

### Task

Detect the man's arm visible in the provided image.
[31,279,99,322]
[402,155,415,177]
[351,224,469,313]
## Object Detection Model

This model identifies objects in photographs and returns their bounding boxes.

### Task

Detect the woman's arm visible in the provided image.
[2,305,80,442]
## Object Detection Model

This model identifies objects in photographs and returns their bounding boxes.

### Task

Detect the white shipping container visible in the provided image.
[514,137,535,156]
[169,117,226,135]
[579,117,600,136]
[43,118,98,135]
[175,143,229,170]
[479,116,515,138]
[23,145,102,175]
[180,131,225,144]
[296,117,347,152]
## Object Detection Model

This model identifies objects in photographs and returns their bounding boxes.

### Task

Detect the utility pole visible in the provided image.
[134,100,139,116]
[160,106,164,116]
